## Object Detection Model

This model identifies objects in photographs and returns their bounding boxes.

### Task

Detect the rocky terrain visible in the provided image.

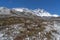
[0,7,60,40]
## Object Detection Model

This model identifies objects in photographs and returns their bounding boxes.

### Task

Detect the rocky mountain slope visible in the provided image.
[0,7,60,40]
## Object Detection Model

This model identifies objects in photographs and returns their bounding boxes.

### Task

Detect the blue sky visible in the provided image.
[0,0,60,15]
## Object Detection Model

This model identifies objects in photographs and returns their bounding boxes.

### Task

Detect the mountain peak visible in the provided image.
[0,7,11,15]
[12,8,59,17]
[0,7,59,17]
[33,9,59,17]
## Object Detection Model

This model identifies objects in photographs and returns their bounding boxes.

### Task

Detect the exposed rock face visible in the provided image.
[0,16,60,40]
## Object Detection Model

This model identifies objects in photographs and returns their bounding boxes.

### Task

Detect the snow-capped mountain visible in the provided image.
[0,7,11,15]
[0,7,60,40]
[12,8,59,17]
[0,7,58,17]
[33,9,59,17]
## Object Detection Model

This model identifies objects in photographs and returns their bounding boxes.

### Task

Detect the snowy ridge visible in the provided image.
[33,9,59,17]
[13,8,59,17]
[0,7,11,15]
[0,7,59,17]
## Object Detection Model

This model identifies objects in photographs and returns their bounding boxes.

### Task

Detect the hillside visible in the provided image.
[0,7,60,40]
